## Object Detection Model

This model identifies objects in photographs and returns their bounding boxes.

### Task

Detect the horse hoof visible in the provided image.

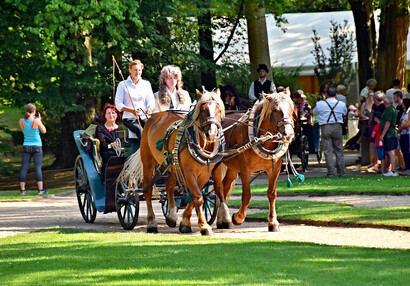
[268,225,280,232]
[217,222,233,229]
[200,229,214,236]
[232,214,242,226]
[179,224,192,234]
[147,227,158,233]
[166,217,177,228]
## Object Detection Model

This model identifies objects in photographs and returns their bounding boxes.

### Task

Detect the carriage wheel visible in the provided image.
[75,156,97,223]
[115,179,139,230]
[160,194,169,218]
[201,185,219,226]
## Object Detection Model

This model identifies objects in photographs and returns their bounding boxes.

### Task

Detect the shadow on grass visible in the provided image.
[0,229,408,285]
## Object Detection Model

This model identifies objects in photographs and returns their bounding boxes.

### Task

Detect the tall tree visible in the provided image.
[348,0,377,89]
[245,0,272,81]
[197,0,217,90]
[375,0,409,90]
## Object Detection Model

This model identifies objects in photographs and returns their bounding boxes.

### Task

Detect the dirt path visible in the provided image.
[1,192,409,250]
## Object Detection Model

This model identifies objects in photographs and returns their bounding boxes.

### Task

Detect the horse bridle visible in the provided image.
[195,100,223,133]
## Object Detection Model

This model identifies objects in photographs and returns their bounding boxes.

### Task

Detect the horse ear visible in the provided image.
[215,88,221,97]
[196,89,203,99]
[285,87,291,97]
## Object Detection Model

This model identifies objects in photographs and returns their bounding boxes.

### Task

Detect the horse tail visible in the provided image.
[117,149,143,190]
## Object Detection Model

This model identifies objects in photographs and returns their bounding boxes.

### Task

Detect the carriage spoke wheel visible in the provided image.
[300,135,309,171]
[201,185,219,226]
[75,156,97,223]
[115,179,139,230]
[160,194,169,218]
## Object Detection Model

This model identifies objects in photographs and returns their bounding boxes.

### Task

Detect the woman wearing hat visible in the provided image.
[248,64,276,102]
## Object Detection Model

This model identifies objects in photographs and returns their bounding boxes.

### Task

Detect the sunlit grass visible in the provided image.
[0,189,72,201]
[232,175,410,195]
[0,229,408,285]
[228,200,410,227]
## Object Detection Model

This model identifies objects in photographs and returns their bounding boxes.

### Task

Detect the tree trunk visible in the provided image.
[375,0,409,90]
[198,1,217,90]
[349,0,377,89]
[51,108,96,169]
[245,0,272,81]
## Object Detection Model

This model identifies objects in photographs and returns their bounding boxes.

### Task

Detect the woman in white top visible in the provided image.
[153,65,192,112]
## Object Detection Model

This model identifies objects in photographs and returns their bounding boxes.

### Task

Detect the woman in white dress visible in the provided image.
[153,65,192,112]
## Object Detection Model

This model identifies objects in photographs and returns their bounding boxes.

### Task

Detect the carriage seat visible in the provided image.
[80,124,102,174]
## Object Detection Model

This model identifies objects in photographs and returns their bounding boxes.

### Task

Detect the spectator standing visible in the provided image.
[19,103,47,195]
[380,92,399,176]
[347,104,359,140]
[295,90,315,154]
[367,91,385,172]
[336,84,347,104]
[371,111,384,173]
[115,59,155,145]
[392,89,406,171]
[398,93,410,176]
[313,87,347,177]
[360,78,377,102]
[248,64,276,102]
[153,65,191,112]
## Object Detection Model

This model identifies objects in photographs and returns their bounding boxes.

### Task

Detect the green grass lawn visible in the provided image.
[0,189,73,201]
[0,106,21,141]
[228,200,410,227]
[232,175,410,195]
[0,229,408,285]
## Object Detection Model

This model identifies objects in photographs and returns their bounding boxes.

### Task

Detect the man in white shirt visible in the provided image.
[248,64,276,102]
[313,87,347,177]
[115,59,155,144]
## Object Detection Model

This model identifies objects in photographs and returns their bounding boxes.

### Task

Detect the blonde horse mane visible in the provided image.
[192,89,225,127]
[257,92,294,130]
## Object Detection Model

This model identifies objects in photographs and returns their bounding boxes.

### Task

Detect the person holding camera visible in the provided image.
[19,103,47,195]
[295,90,315,154]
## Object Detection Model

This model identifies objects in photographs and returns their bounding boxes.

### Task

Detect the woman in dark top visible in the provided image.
[95,104,121,181]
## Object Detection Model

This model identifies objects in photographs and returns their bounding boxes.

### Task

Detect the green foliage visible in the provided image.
[271,64,302,92]
[285,0,350,12]
[311,20,355,88]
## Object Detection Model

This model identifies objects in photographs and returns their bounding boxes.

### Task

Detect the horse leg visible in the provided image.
[165,174,178,228]
[179,202,194,233]
[267,162,281,232]
[215,166,234,229]
[232,170,251,226]
[142,160,158,233]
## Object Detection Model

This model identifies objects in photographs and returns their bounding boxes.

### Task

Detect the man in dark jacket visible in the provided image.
[248,64,276,102]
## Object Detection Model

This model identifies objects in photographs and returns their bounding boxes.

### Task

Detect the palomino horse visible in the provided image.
[120,89,225,235]
[215,91,297,231]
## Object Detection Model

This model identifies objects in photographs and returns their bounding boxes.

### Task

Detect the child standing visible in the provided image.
[371,111,384,174]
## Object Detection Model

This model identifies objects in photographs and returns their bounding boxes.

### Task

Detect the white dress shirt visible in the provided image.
[115,76,155,120]
[313,97,347,125]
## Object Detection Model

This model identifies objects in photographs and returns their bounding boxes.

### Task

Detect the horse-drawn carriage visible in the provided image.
[73,121,219,230]
[74,89,297,235]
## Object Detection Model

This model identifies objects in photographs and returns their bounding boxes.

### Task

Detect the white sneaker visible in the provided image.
[383,171,398,177]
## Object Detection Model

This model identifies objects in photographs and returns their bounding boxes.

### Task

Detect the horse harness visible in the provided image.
[142,107,225,194]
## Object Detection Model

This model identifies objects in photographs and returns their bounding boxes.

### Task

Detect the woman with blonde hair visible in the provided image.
[19,103,47,195]
[153,65,192,112]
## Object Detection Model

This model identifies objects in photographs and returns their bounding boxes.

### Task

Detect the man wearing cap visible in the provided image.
[248,64,276,102]
[313,87,347,178]
[380,91,399,176]
[336,85,347,104]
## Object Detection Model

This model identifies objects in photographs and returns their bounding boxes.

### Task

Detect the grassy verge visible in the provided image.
[0,229,408,285]
[228,200,410,227]
[232,175,410,195]
[0,189,73,201]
